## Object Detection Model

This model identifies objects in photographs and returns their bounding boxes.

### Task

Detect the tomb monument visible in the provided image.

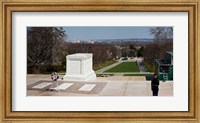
[63,53,96,81]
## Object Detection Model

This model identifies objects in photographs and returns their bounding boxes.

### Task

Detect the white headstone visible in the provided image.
[63,53,96,81]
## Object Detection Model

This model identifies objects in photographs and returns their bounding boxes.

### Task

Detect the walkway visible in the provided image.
[137,60,147,72]
[27,75,173,96]
[95,61,122,74]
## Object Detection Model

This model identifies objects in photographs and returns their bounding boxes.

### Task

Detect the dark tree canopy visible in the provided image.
[143,27,173,71]
[66,43,118,65]
[150,27,173,42]
[27,27,66,73]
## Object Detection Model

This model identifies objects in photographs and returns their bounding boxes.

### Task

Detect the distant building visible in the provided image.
[154,51,173,81]
[135,46,141,50]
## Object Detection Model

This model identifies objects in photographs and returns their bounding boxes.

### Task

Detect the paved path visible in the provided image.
[95,61,122,74]
[137,61,147,72]
[27,75,173,96]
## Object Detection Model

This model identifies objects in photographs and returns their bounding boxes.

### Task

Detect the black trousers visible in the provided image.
[152,90,158,96]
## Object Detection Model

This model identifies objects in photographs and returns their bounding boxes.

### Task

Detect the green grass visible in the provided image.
[105,62,140,72]
[123,74,153,77]
[93,60,117,71]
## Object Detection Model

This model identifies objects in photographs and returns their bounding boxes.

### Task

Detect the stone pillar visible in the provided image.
[63,53,96,81]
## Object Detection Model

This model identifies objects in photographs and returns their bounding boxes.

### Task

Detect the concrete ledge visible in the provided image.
[63,72,96,82]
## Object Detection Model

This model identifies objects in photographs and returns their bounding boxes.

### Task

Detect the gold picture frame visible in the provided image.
[0,0,199,122]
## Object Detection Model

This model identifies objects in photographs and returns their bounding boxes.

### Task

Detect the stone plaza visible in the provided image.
[27,74,173,96]
[27,53,173,96]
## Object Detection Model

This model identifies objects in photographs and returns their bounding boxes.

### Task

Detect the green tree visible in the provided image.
[137,46,144,57]
[129,44,136,57]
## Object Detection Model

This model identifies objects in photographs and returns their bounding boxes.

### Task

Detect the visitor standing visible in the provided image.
[151,73,160,96]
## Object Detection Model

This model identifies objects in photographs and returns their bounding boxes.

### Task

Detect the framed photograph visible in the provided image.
[0,0,199,122]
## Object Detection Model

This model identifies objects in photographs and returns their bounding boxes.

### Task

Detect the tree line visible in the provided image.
[27,27,118,73]
[143,27,173,72]
[27,27,173,74]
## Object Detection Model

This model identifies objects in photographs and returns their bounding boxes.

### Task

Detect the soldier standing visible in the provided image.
[151,73,160,96]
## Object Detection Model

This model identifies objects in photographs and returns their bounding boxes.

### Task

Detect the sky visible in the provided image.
[63,27,154,40]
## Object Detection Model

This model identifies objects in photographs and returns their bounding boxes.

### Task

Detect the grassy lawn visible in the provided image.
[123,74,153,77]
[123,74,154,80]
[105,62,140,72]
[93,60,117,71]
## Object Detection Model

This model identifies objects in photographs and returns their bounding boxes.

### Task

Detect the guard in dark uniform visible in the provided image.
[151,73,160,96]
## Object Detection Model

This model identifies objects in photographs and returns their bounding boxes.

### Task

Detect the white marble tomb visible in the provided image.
[63,53,96,81]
